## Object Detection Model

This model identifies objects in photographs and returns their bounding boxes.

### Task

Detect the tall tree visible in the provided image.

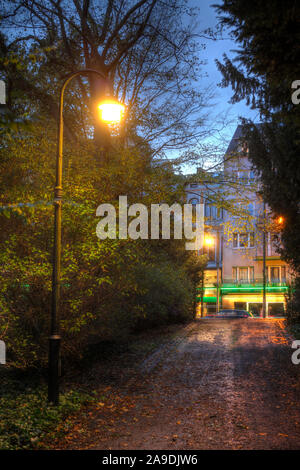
[0,0,213,157]
[213,0,300,279]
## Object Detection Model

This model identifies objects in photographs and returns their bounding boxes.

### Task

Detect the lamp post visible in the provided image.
[48,69,124,405]
[215,230,221,313]
[203,235,217,315]
[204,233,221,313]
[262,202,267,318]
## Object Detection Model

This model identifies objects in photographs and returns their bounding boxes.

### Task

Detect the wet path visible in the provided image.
[52,319,300,449]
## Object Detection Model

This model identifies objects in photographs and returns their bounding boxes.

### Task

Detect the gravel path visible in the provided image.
[50,319,300,450]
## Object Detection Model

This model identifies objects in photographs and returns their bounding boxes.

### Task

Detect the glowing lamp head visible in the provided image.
[204,236,214,247]
[98,100,125,123]
[277,216,284,224]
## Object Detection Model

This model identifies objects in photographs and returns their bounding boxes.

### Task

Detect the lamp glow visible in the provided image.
[98,101,125,123]
[204,236,214,247]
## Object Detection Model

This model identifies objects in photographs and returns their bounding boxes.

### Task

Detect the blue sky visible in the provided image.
[191,0,259,149]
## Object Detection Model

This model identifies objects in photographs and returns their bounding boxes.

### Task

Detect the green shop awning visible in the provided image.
[196,296,217,303]
[221,286,288,294]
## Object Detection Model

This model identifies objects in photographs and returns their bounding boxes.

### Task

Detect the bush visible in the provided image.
[133,262,194,330]
[0,126,204,369]
[0,372,93,450]
[286,276,300,325]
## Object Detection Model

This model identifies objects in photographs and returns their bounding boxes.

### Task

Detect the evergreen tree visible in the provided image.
[214,1,300,307]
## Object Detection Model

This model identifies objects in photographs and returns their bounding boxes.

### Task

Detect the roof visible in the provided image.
[225,125,244,155]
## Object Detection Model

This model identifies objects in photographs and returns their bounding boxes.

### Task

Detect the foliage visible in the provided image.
[0,1,212,369]
[286,277,300,327]
[133,261,195,330]
[242,121,300,272]
[214,1,300,319]
[0,373,93,449]
[0,120,204,368]
[0,0,214,157]
[214,0,300,122]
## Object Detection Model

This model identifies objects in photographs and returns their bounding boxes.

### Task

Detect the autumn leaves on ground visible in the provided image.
[40,319,300,450]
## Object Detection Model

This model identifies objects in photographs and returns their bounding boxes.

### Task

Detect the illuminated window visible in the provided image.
[232,232,255,248]
[233,233,238,248]
[239,267,248,281]
[239,233,248,247]
[234,266,255,283]
[268,266,287,284]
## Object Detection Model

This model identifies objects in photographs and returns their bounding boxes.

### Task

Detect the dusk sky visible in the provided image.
[192,0,259,150]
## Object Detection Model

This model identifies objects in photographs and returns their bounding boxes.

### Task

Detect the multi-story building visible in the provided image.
[186,126,291,317]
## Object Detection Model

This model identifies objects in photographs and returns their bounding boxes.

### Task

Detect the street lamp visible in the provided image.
[277,216,284,225]
[204,235,214,247]
[261,208,284,319]
[99,100,125,122]
[200,236,215,317]
[48,69,124,405]
[203,233,221,315]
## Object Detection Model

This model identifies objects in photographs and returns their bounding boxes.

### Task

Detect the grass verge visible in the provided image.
[0,372,95,450]
[0,321,193,449]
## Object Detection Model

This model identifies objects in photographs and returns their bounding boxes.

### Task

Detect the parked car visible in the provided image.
[206,309,253,318]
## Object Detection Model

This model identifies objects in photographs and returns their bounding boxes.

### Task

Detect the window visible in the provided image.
[267,266,287,283]
[205,203,212,218]
[233,267,254,283]
[234,302,247,310]
[189,198,199,205]
[247,203,254,216]
[205,199,223,220]
[249,170,255,181]
[232,232,255,248]
[216,207,223,219]
[268,303,284,316]
[248,303,262,317]
[239,171,249,184]
[239,267,248,281]
[249,232,255,247]
[239,233,248,248]
[233,233,238,248]
[205,202,217,219]
[270,267,280,283]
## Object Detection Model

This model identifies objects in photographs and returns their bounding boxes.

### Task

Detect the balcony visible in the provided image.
[222,278,287,286]
[221,278,289,294]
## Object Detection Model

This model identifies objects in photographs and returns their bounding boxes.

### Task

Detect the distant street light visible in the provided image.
[200,235,215,317]
[277,216,284,225]
[48,69,124,405]
[204,235,214,247]
[261,211,284,319]
[203,233,221,314]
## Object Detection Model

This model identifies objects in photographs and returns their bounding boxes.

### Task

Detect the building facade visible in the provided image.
[186,126,291,317]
